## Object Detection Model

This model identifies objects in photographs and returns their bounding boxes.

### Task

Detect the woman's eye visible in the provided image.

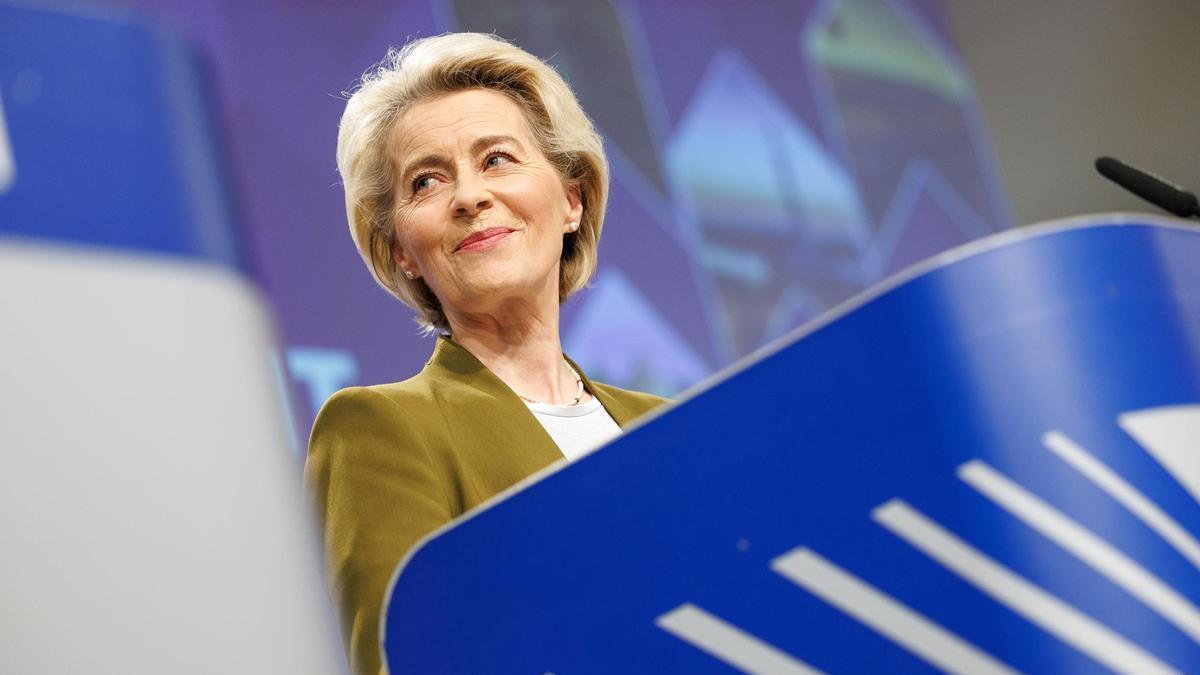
[484,152,513,169]
[412,174,437,193]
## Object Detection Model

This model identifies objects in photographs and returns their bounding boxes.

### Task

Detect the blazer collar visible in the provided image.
[425,335,637,428]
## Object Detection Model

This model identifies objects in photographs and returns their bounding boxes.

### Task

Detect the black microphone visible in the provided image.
[1095,156,1199,219]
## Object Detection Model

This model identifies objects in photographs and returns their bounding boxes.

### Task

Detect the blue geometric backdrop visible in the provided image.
[4,0,1012,442]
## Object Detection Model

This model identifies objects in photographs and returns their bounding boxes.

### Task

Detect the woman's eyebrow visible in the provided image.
[400,152,449,181]
[471,134,524,154]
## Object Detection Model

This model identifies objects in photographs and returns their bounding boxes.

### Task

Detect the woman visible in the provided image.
[305,33,667,675]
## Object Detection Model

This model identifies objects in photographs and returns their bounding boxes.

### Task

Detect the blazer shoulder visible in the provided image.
[318,371,437,413]
[308,374,440,445]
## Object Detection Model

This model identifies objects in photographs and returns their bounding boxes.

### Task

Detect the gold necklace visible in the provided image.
[516,358,584,406]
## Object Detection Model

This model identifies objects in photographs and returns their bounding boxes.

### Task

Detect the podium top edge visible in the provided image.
[669,212,1192,401]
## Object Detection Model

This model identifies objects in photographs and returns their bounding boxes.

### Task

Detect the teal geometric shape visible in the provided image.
[806,0,969,101]
[665,48,872,358]
[667,48,870,252]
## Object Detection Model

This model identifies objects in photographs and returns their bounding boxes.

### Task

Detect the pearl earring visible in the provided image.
[568,221,579,232]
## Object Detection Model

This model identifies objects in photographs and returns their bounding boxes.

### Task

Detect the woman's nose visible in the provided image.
[452,172,493,215]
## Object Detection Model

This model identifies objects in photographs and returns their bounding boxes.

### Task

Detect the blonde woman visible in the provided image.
[306,33,667,674]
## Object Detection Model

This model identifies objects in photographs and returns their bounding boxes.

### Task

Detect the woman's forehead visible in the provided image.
[391,89,534,158]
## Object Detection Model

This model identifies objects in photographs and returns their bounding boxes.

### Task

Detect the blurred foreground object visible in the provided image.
[0,5,343,673]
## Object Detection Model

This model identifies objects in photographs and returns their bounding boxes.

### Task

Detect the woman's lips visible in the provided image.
[455,227,515,252]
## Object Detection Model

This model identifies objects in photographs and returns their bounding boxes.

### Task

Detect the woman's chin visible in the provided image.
[452,270,551,309]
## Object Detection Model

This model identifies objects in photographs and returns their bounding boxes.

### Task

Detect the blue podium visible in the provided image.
[384,215,1200,674]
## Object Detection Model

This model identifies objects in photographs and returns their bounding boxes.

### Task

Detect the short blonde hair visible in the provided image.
[336,32,609,332]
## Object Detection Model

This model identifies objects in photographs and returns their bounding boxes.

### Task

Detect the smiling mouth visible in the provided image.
[455,227,515,252]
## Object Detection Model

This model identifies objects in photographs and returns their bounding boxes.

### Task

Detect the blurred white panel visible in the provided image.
[0,240,345,674]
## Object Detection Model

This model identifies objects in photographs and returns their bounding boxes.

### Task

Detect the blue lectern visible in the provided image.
[385,215,1200,674]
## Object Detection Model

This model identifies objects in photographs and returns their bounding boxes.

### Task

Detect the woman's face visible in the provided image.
[389,88,582,320]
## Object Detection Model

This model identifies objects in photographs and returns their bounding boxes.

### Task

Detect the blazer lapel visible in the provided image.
[424,337,565,465]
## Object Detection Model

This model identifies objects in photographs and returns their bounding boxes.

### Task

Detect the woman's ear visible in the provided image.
[563,184,584,233]
[392,238,419,280]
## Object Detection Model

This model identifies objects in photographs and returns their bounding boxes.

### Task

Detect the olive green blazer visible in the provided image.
[304,336,666,675]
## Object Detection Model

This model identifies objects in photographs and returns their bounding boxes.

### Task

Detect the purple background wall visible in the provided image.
[116,0,1011,442]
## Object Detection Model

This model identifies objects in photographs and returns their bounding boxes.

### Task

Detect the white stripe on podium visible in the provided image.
[873,500,1180,675]
[656,603,823,675]
[959,460,1200,644]
[1044,430,1200,572]
[770,548,1018,675]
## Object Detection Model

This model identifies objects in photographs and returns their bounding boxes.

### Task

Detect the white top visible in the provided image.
[525,395,622,462]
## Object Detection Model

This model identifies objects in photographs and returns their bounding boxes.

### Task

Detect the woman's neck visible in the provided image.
[445,296,587,406]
